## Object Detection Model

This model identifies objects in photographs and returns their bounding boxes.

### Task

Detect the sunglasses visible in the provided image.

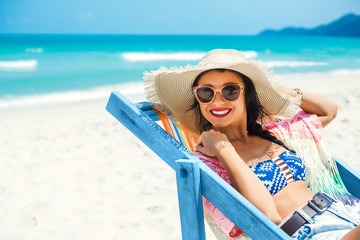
[192,83,244,103]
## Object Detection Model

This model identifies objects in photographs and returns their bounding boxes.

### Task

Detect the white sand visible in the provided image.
[1,72,359,240]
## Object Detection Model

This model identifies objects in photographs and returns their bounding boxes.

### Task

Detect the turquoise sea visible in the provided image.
[1,34,360,108]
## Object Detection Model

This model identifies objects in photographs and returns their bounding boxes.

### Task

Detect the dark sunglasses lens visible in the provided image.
[222,85,241,101]
[196,87,214,103]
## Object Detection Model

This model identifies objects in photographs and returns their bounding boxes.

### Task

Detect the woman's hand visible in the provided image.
[194,129,234,157]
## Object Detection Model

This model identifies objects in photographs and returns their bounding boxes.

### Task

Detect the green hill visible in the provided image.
[260,13,360,37]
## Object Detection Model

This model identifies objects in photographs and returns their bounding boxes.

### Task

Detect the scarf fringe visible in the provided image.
[273,131,358,206]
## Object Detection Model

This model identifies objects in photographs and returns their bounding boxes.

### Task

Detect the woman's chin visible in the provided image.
[210,122,231,130]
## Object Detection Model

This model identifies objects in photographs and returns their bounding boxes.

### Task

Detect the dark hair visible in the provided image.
[188,68,293,151]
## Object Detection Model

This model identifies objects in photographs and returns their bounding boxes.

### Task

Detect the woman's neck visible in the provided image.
[213,125,249,143]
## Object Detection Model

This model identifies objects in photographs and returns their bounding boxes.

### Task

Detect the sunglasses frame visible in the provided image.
[192,83,245,104]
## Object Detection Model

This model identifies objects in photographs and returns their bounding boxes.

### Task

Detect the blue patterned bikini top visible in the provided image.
[248,151,307,195]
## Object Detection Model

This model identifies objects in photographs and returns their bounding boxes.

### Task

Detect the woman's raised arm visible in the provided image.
[276,86,338,127]
[300,91,338,127]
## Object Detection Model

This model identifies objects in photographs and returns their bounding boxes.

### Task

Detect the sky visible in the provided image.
[1,0,360,35]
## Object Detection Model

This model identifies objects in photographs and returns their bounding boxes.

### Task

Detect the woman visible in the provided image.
[144,49,360,239]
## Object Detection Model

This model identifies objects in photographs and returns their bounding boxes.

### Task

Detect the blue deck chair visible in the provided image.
[106,91,360,240]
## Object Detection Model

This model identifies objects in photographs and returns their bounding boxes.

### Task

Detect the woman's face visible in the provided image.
[196,70,247,131]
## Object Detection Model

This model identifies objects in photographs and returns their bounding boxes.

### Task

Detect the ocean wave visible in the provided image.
[0,82,145,109]
[274,68,360,80]
[121,51,258,62]
[122,52,204,61]
[2,67,360,109]
[242,51,258,59]
[328,69,360,75]
[0,59,38,71]
[264,61,327,68]
[25,48,44,53]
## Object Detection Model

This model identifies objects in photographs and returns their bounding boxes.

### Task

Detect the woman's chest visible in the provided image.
[232,139,286,166]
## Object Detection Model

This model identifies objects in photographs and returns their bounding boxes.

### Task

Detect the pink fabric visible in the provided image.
[263,110,323,143]
[194,151,243,238]
[194,110,322,238]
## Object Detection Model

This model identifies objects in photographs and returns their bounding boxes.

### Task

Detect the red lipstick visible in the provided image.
[210,108,232,118]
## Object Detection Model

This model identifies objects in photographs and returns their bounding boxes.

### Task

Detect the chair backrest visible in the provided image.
[107,91,360,239]
[106,91,293,240]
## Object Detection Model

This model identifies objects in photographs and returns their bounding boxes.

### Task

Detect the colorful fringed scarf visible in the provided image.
[263,110,357,206]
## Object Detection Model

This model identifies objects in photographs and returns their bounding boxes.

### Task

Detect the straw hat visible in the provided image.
[144,49,301,133]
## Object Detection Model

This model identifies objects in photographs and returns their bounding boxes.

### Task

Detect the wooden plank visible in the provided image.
[135,102,160,121]
[175,160,206,240]
[334,156,360,199]
[135,102,153,111]
[106,91,194,170]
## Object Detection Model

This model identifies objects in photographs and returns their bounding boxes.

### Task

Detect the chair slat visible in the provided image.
[334,156,360,199]
[106,91,192,170]
[175,160,206,240]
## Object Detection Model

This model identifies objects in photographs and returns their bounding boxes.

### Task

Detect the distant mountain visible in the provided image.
[260,13,360,37]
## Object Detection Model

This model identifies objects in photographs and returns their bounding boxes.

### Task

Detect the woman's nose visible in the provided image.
[212,91,226,103]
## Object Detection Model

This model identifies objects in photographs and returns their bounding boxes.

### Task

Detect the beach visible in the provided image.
[1,71,360,239]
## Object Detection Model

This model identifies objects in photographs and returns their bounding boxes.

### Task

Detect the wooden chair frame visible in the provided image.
[106,91,360,240]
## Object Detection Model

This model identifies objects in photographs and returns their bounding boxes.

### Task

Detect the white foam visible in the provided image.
[2,67,359,109]
[122,52,204,61]
[121,51,258,62]
[0,59,38,71]
[328,69,360,76]
[264,61,327,68]
[0,82,145,109]
[25,48,44,53]
[274,69,360,82]
[243,51,258,59]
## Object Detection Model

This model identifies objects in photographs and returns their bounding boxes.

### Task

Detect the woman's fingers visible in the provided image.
[194,130,232,156]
